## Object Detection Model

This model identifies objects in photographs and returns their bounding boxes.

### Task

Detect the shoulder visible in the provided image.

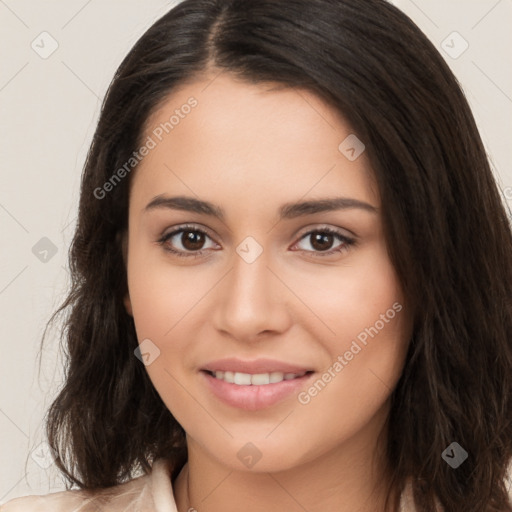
[0,459,174,512]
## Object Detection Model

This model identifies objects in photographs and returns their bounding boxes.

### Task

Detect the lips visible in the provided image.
[200,358,316,410]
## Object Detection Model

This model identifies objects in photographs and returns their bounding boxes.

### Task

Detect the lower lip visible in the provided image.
[201,370,314,411]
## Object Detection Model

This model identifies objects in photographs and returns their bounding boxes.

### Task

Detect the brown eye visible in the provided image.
[293,228,355,257]
[309,232,336,251]
[158,225,218,257]
[180,230,206,251]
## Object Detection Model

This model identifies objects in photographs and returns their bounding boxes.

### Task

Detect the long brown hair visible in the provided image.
[42,0,512,510]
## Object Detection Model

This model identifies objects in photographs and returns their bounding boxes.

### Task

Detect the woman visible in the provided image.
[3,0,511,510]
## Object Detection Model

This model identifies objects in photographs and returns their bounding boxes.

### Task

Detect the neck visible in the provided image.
[172,409,398,512]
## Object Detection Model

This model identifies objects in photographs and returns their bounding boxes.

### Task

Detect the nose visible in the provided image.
[212,247,293,343]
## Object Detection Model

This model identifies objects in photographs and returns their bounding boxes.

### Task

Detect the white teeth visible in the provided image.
[234,372,252,385]
[211,370,307,385]
[251,373,270,385]
[269,372,284,383]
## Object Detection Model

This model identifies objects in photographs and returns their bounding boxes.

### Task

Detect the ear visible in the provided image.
[124,293,133,316]
[117,229,133,317]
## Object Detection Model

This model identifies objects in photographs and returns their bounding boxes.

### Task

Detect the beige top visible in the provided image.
[0,459,178,512]
[1,458,510,511]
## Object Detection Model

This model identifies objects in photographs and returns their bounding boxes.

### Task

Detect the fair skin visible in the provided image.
[123,71,412,512]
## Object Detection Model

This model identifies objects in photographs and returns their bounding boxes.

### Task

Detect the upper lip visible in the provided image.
[202,358,314,374]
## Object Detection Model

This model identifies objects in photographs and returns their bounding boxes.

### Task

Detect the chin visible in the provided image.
[201,436,315,474]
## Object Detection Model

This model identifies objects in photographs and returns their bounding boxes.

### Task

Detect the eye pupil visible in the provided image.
[311,232,334,251]
[182,230,205,250]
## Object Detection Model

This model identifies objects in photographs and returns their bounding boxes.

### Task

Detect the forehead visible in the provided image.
[130,73,379,214]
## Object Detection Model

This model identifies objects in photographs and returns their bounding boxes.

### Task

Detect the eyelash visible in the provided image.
[157,224,356,259]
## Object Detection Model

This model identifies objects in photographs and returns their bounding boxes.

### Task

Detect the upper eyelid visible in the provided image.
[164,224,217,244]
[297,224,356,239]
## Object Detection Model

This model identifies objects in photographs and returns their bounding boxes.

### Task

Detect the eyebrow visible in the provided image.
[143,195,378,220]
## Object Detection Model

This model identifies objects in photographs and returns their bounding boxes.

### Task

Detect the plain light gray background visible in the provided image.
[1,0,511,503]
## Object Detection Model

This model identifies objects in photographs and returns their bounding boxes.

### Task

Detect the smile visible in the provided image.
[201,369,315,410]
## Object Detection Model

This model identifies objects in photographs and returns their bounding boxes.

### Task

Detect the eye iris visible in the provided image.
[182,230,205,250]
[311,232,334,251]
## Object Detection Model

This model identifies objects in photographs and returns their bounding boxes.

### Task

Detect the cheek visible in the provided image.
[295,307,408,451]
[127,244,210,340]
[286,316,408,470]
[126,248,216,403]
[292,248,408,430]
[126,250,204,424]
[294,243,404,343]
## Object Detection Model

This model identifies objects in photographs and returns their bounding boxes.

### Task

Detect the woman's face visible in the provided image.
[123,72,412,473]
